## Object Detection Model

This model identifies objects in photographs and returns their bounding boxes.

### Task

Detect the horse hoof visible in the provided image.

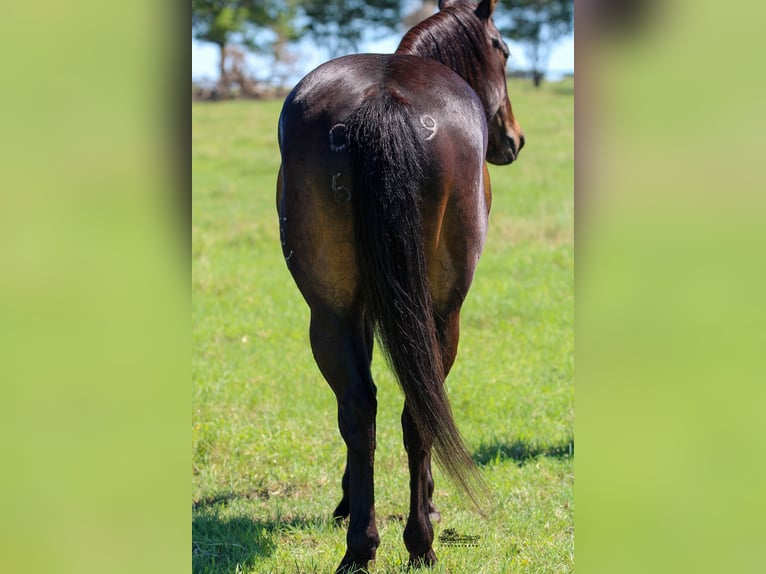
[428,510,441,523]
[409,549,437,569]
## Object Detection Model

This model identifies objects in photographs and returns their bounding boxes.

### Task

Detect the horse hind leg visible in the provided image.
[332,324,374,524]
[309,306,379,572]
[401,306,463,566]
[401,404,437,567]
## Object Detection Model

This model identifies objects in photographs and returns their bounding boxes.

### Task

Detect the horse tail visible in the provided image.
[345,90,486,509]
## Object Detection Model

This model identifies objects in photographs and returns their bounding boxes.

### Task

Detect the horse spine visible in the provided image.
[346,89,485,510]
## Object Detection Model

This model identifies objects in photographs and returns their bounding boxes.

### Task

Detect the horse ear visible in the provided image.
[474,0,498,19]
[438,0,458,10]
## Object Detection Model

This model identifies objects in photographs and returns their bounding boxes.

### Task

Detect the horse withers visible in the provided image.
[276,1,523,570]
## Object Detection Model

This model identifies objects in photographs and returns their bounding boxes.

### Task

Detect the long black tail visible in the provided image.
[345,90,486,508]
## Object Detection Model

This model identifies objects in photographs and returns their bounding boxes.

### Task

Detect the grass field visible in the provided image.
[192,77,573,573]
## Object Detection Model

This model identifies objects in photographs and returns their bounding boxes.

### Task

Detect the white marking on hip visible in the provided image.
[420,115,438,141]
[332,172,350,203]
[329,123,348,151]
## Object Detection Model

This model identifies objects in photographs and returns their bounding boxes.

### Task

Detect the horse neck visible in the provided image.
[395,9,483,92]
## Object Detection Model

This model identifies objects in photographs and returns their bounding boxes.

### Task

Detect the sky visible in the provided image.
[192,31,574,85]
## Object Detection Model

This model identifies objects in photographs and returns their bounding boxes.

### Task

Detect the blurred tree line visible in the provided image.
[192,0,573,98]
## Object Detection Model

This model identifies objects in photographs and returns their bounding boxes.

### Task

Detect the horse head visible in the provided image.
[440,0,525,164]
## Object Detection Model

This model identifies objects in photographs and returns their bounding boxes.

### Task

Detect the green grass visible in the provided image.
[192,77,573,573]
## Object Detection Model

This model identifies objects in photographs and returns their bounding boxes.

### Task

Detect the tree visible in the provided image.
[301,0,404,58]
[192,1,301,96]
[498,0,573,87]
[403,1,437,28]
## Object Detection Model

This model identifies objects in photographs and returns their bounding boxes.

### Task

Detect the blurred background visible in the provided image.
[191,0,574,98]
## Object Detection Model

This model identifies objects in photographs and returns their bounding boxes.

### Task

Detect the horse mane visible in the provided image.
[396,2,489,88]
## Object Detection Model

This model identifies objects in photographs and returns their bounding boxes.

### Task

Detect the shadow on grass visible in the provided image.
[193,489,269,511]
[192,503,330,574]
[473,436,574,467]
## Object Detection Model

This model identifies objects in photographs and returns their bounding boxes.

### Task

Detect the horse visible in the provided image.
[276,1,523,570]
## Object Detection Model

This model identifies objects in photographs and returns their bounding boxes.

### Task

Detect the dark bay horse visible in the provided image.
[276,0,523,570]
